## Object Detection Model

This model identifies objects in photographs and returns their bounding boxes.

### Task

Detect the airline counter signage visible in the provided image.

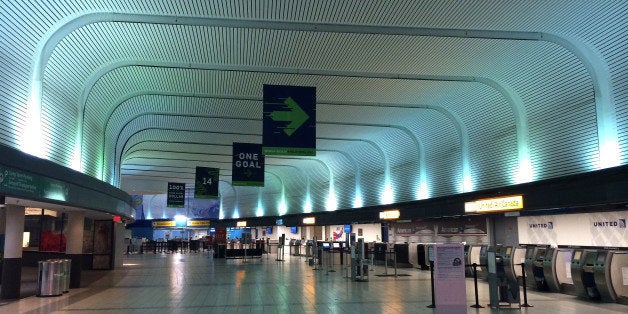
[465,195,523,213]
[153,221,176,227]
[195,167,219,199]
[188,220,211,227]
[263,84,316,156]
[167,182,185,208]
[232,143,265,186]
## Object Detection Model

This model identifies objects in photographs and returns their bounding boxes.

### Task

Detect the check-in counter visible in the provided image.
[609,251,628,305]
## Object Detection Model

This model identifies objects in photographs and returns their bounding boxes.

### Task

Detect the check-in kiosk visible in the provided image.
[467,245,483,277]
[592,249,617,303]
[501,246,517,287]
[478,245,489,280]
[571,249,600,300]
[511,246,526,279]
[609,251,628,305]
[417,244,430,270]
[532,246,550,291]
[464,245,472,276]
[487,246,520,307]
[545,247,576,294]
[351,238,371,281]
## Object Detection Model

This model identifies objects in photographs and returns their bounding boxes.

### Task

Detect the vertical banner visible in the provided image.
[194,167,219,199]
[434,243,466,312]
[167,182,185,208]
[232,143,265,186]
[263,84,316,156]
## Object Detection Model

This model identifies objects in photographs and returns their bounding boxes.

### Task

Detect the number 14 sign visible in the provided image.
[194,167,219,199]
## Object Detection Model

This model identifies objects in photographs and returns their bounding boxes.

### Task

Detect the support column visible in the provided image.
[1,205,25,299]
[65,211,84,288]
[113,221,125,269]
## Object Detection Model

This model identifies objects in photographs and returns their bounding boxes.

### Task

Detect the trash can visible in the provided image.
[37,260,63,297]
[60,259,71,293]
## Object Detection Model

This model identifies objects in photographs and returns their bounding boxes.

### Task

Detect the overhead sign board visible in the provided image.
[152,221,176,227]
[302,217,316,224]
[187,220,211,227]
[380,210,400,220]
[465,195,524,213]
[232,143,265,186]
[236,221,247,227]
[263,84,316,156]
[194,167,219,199]
[167,182,185,208]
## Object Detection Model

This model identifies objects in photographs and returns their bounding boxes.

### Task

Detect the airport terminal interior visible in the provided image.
[0,0,627,313]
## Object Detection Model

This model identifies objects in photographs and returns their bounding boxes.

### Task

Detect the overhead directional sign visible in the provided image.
[232,143,265,186]
[263,84,316,156]
[167,182,185,208]
[194,167,219,199]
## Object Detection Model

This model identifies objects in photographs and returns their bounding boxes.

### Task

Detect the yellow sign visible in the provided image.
[188,220,211,227]
[152,221,175,227]
[379,210,400,220]
[465,195,524,213]
[302,217,316,224]
[236,221,247,227]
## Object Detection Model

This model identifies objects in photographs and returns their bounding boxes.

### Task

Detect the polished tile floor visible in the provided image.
[1,252,626,313]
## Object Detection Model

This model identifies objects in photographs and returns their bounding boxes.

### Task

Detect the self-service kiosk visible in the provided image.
[487,246,520,307]
[608,251,628,305]
[543,247,576,294]
[591,249,618,303]
[351,238,371,281]
[511,246,527,281]
[571,249,599,300]
[523,245,549,290]
[501,246,517,288]
[467,245,483,278]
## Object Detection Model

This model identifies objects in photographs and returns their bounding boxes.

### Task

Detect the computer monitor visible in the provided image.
[322,242,330,249]
[266,227,272,234]
[333,242,340,248]
[291,226,298,234]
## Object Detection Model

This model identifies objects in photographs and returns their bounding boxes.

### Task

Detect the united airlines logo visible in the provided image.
[593,219,626,228]
[529,222,553,229]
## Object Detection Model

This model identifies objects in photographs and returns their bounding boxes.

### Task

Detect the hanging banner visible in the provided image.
[232,143,265,186]
[263,84,316,156]
[194,167,219,199]
[167,182,185,208]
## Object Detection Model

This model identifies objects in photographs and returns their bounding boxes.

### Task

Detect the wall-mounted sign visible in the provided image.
[187,220,211,227]
[464,195,523,213]
[236,221,247,227]
[194,167,219,199]
[167,182,185,208]
[303,217,316,224]
[152,221,175,227]
[380,210,400,220]
[276,218,284,225]
[263,84,316,156]
[232,143,265,186]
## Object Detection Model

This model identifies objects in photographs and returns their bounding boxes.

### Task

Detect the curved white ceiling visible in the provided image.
[0,1,626,218]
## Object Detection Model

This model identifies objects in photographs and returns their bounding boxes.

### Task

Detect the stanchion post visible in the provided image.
[520,263,533,307]
[427,261,436,308]
[470,263,484,308]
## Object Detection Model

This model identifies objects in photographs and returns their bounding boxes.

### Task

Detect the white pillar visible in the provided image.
[113,221,125,268]
[1,205,25,299]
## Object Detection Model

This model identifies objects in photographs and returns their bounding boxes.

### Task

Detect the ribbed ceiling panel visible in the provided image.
[1,1,625,218]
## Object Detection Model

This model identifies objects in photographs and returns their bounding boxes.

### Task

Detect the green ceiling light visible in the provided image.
[219,199,225,220]
[303,194,312,213]
[325,189,338,211]
[255,188,264,217]
[462,175,474,193]
[232,209,240,219]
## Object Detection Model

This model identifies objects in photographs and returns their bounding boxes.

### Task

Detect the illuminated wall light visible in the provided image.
[514,158,534,184]
[21,83,43,158]
[461,175,474,193]
[325,191,337,211]
[255,205,264,217]
[232,209,240,219]
[219,201,225,220]
[417,181,429,200]
[381,183,394,205]
[598,140,621,169]
[353,193,363,208]
[278,198,287,216]
[303,196,312,213]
